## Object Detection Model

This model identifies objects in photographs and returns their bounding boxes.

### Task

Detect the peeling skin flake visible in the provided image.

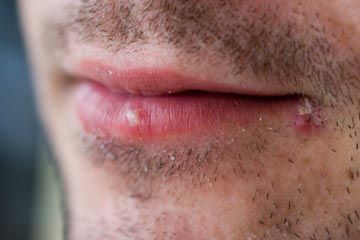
[294,97,323,131]
[298,98,313,116]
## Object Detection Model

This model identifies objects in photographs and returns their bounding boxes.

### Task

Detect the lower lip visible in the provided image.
[74,81,304,142]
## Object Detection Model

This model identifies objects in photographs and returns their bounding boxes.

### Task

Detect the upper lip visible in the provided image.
[71,60,295,98]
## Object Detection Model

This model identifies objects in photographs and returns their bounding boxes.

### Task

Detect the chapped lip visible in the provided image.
[73,60,288,97]
[70,60,310,142]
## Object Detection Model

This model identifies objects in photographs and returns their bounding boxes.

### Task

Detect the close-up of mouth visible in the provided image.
[15,0,360,239]
[70,61,322,143]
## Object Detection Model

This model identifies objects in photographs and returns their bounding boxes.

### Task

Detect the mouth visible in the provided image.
[70,60,322,143]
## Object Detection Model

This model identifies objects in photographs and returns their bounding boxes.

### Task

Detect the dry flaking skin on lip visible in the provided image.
[74,78,324,144]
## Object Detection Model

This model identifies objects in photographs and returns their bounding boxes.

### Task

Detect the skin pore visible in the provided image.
[19,0,360,239]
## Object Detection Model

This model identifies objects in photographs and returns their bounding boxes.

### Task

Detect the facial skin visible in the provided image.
[19,0,360,239]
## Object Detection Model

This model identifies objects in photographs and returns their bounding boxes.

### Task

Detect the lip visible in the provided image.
[73,61,286,97]
[70,60,314,142]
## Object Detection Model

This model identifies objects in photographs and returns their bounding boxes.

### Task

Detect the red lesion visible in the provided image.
[293,97,324,133]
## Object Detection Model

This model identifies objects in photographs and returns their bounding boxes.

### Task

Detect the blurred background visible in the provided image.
[0,1,61,240]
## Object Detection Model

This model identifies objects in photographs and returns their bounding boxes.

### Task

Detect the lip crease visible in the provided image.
[70,60,311,142]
